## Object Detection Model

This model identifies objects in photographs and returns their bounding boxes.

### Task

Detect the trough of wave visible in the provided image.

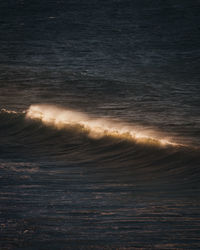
[26,104,181,147]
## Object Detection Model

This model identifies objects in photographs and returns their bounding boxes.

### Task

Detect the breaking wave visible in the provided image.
[1,104,200,187]
[25,104,183,147]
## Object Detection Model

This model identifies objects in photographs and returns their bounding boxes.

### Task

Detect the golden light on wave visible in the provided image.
[26,104,180,147]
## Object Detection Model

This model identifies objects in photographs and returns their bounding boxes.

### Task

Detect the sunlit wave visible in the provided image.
[26,104,182,147]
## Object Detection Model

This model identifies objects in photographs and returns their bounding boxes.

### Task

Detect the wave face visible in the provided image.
[1,106,200,189]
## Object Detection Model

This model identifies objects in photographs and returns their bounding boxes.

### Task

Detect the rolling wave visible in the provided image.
[1,105,200,186]
[25,104,183,147]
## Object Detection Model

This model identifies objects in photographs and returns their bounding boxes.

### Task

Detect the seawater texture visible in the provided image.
[0,0,200,249]
[1,106,200,249]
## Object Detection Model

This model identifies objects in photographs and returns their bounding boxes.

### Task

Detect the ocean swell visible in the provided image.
[0,105,200,186]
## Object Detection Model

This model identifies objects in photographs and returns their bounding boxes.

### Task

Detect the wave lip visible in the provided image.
[26,104,182,147]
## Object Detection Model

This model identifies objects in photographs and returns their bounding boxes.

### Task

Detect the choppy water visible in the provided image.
[0,0,200,249]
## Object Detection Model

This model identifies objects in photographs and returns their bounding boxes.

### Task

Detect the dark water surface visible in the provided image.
[0,0,200,249]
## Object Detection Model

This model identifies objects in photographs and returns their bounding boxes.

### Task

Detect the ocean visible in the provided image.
[0,0,200,249]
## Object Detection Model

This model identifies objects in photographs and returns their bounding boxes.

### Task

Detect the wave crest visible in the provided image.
[26,104,181,147]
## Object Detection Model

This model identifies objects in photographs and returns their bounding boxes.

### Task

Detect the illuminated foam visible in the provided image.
[1,108,26,114]
[1,108,19,114]
[26,104,181,147]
